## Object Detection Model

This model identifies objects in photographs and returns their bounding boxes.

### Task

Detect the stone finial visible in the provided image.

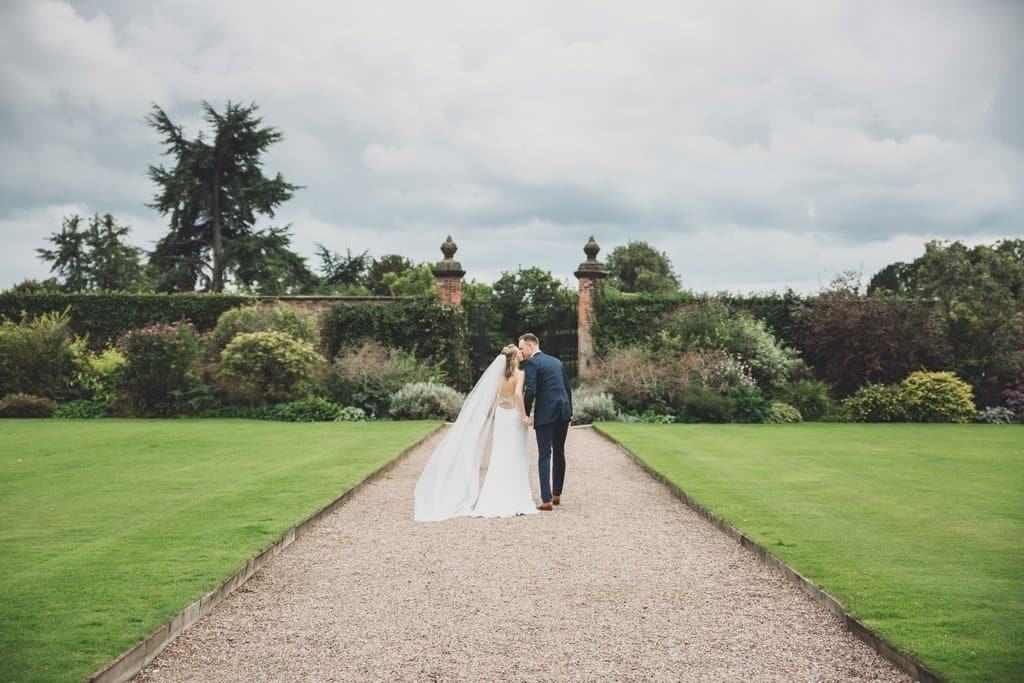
[440,235,458,260]
[575,235,608,279]
[433,235,465,276]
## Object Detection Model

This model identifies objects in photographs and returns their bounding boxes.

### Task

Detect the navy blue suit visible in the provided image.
[523,351,573,503]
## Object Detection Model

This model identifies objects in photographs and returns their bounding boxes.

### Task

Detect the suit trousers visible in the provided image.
[535,419,570,503]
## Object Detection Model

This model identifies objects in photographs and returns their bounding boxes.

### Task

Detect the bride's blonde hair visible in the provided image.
[501,344,519,378]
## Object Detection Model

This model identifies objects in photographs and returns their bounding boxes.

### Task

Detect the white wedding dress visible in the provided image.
[414,355,537,522]
[472,388,538,518]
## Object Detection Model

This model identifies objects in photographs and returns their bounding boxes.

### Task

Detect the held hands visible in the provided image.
[522,415,534,426]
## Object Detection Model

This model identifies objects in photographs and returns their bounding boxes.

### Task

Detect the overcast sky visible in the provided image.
[1,0,1021,293]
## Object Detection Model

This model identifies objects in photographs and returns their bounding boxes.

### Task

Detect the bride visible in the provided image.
[414,344,538,522]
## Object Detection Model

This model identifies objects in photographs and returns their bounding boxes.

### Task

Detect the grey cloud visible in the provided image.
[2,0,1022,294]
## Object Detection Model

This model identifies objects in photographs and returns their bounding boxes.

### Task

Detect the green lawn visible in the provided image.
[0,419,439,683]
[596,423,1024,683]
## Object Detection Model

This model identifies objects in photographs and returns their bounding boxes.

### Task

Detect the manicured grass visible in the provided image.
[0,419,439,683]
[595,423,1023,683]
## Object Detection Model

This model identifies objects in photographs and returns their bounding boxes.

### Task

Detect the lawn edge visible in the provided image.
[592,424,943,683]
[86,422,444,683]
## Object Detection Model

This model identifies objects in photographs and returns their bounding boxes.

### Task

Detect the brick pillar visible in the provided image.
[574,235,608,378]
[432,235,465,306]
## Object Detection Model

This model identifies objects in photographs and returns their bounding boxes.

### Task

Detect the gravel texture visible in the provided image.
[135,425,910,682]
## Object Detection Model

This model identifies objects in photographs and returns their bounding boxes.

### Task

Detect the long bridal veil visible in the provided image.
[414,354,505,522]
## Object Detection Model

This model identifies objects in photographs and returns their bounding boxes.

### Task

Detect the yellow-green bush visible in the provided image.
[218,331,323,403]
[209,303,318,352]
[73,346,126,404]
[842,383,908,422]
[901,370,975,423]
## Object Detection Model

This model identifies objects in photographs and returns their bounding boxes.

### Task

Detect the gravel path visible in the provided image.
[135,425,909,682]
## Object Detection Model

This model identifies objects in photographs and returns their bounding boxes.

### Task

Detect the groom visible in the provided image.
[519,333,573,511]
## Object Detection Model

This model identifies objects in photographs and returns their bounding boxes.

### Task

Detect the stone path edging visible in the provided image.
[87,425,443,683]
[593,425,942,683]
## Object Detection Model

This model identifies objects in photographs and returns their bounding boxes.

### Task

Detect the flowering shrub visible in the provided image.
[841,383,907,423]
[0,309,84,400]
[593,346,687,415]
[572,387,618,425]
[326,342,441,417]
[209,303,318,352]
[764,401,803,424]
[974,406,1017,424]
[218,331,323,404]
[389,381,464,421]
[335,406,368,422]
[0,393,57,418]
[683,349,757,391]
[118,321,201,415]
[900,371,975,423]
[657,299,795,388]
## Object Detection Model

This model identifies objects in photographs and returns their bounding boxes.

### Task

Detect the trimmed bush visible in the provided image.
[900,371,975,423]
[209,303,318,352]
[270,397,344,422]
[0,293,250,349]
[572,388,618,425]
[53,399,110,419]
[389,381,464,421]
[218,331,323,404]
[326,342,440,417]
[118,321,202,416]
[974,406,1017,424]
[0,309,84,400]
[764,401,803,424]
[842,383,907,423]
[0,393,57,418]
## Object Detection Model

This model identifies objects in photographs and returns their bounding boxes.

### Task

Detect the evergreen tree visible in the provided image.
[36,213,148,292]
[146,101,307,292]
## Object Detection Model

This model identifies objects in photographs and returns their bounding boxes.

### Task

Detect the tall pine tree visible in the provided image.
[146,101,311,292]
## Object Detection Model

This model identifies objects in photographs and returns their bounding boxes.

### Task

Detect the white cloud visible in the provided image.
[1,0,1021,293]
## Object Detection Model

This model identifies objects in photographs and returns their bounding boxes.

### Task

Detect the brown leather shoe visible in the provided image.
[552,495,561,506]
[536,502,553,511]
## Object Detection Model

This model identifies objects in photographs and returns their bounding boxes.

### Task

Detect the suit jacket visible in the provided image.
[523,350,573,426]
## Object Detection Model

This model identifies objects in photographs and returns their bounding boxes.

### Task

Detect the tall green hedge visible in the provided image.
[323,298,471,388]
[592,291,810,351]
[0,293,251,347]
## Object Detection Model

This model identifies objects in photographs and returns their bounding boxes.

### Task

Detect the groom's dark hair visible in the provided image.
[518,332,539,345]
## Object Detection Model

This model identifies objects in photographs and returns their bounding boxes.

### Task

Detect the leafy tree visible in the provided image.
[491,267,574,338]
[36,213,148,292]
[866,239,1024,403]
[796,289,948,397]
[606,241,680,293]
[4,278,63,294]
[314,245,370,294]
[230,226,317,295]
[381,265,435,296]
[367,254,414,295]
[147,101,304,292]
